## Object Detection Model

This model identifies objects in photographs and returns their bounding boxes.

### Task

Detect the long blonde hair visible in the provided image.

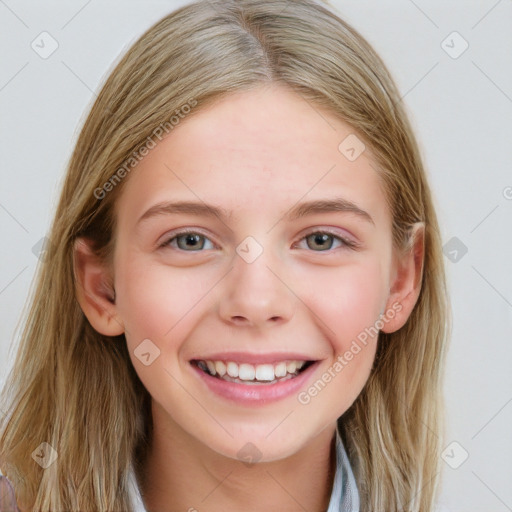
[0,1,449,510]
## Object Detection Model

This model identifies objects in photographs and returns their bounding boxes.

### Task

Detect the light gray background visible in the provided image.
[1,1,511,510]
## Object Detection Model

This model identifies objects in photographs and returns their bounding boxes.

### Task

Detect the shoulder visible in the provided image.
[0,474,20,511]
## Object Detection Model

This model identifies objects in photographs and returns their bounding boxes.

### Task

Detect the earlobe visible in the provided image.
[73,237,124,336]
[381,223,425,333]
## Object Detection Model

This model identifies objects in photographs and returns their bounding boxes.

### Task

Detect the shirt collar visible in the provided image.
[329,424,360,512]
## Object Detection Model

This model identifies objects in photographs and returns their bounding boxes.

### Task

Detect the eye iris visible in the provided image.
[177,233,203,250]
[307,233,333,251]
[171,232,341,251]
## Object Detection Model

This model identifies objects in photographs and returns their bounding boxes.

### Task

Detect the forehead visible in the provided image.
[115,84,390,229]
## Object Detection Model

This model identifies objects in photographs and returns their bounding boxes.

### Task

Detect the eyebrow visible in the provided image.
[137,201,232,225]
[137,197,374,226]
[285,198,374,225]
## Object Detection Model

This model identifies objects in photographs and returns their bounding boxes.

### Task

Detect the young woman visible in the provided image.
[0,0,449,510]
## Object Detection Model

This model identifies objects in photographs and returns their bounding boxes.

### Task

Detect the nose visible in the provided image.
[217,246,295,329]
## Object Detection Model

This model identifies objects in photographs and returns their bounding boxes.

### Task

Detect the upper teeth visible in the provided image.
[200,360,306,382]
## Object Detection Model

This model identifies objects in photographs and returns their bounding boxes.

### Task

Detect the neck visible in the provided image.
[139,401,337,512]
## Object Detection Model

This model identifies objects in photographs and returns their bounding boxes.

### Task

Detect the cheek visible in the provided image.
[113,255,220,404]
[114,254,217,347]
[302,260,386,347]
[297,266,383,412]
[293,259,385,412]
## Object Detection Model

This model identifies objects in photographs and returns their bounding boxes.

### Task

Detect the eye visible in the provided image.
[159,229,357,253]
[160,231,215,251]
[295,230,357,252]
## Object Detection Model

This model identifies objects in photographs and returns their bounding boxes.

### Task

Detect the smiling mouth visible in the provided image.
[191,359,315,385]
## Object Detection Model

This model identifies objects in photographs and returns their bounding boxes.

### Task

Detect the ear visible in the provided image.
[73,237,125,336]
[381,223,425,333]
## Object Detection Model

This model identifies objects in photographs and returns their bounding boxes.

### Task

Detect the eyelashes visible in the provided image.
[159,228,359,253]
[161,231,215,251]
[294,230,359,251]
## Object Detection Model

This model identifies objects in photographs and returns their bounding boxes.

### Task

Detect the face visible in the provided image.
[112,84,397,462]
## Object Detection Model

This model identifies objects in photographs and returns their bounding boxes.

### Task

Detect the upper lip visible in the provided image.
[190,352,318,365]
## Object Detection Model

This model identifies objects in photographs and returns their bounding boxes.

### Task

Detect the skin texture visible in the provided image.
[75,83,424,511]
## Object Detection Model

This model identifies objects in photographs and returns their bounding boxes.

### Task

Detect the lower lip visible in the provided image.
[191,361,320,405]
